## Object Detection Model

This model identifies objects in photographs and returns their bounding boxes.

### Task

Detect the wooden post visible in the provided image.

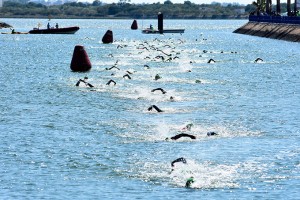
[266,0,270,14]
[276,0,281,14]
[287,0,291,16]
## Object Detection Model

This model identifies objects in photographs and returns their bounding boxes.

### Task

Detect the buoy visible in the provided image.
[70,45,92,72]
[131,19,138,30]
[102,30,113,44]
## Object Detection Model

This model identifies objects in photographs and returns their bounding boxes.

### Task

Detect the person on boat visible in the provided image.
[55,23,59,29]
[11,29,15,34]
[47,22,50,29]
[150,24,153,30]
[165,133,196,141]
[75,77,94,88]
[185,176,195,188]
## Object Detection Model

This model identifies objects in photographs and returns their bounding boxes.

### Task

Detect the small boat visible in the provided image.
[29,26,79,34]
[142,28,185,34]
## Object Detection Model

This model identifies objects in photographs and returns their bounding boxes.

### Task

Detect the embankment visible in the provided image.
[233,21,300,42]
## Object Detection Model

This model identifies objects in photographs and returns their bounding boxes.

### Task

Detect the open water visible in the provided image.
[0,18,299,199]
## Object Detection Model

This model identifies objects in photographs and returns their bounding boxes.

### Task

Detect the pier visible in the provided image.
[234,0,300,42]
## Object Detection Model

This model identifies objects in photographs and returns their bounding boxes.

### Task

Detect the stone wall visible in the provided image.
[233,22,300,42]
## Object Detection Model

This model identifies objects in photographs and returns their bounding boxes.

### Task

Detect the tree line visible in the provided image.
[0,0,290,19]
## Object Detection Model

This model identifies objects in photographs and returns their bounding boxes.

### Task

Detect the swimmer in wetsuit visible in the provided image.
[171,157,187,167]
[207,131,218,136]
[147,105,163,112]
[207,58,215,63]
[185,176,194,188]
[151,88,167,94]
[75,77,94,88]
[182,123,193,131]
[166,133,196,141]
[106,79,116,85]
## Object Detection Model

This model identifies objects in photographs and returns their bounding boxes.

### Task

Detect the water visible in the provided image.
[0,18,299,199]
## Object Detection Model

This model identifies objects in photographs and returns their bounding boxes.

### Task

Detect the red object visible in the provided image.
[131,20,138,30]
[102,30,113,44]
[70,45,92,72]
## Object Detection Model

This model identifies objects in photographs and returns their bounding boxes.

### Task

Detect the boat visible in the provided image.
[142,13,185,34]
[142,28,185,34]
[29,26,79,34]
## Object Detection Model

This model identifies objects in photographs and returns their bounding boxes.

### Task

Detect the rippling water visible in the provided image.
[0,18,299,199]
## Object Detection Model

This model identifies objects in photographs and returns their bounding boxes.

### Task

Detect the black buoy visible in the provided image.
[70,45,92,72]
[131,19,138,30]
[102,30,113,44]
[158,12,163,34]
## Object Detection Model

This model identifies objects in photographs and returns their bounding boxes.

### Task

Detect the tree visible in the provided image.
[252,0,266,15]
[92,0,102,6]
[184,1,192,6]
[164,0,173,5]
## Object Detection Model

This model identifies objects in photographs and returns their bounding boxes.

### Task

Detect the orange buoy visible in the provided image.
[70,45,92,72]
[102,30,113,44]
[131,20,138,30]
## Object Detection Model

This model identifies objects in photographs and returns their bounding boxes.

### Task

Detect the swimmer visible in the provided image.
[154,74,161,80]
[169,96,175,101]
[155,55,165,61]
[166,133,196,141]
[207,131,218,136]
[75,77,94,88]
[147,105,163,112]
[208,58,215,63]
[106,79,116,86]
[255,58,263,63]
[105,66,120,70]
[151,88,167,94]
[185,176,194,188]
[144,64,150,69]
[123,74,132,79]
[182,123,193,131]
[171,157,187,167]
[126,70,134,75]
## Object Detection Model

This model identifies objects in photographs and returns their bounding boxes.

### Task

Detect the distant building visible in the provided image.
[0,0,3,8]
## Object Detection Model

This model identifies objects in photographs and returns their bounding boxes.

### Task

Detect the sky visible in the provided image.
[99,0,254,5]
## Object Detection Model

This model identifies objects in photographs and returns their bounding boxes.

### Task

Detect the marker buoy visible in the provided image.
[158,12,164,34]
[131,20,138,30]
[102,30,113,44]
[70,45,92,72]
